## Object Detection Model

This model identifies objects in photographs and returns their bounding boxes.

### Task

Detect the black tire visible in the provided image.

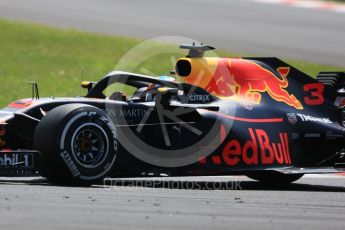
[246,171,303,185]
[34,104,118,185]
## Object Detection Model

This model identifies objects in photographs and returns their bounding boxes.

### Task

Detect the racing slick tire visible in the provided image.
[246,171,304,185]
[33,104,117,185]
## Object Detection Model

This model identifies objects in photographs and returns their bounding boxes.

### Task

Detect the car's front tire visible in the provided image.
[34,104,118,186]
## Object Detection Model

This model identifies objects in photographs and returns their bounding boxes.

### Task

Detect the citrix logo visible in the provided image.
[189,93,210,103]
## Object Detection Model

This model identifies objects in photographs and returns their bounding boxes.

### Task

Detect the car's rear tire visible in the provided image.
[246,171,303,185]
[34,104,117,186]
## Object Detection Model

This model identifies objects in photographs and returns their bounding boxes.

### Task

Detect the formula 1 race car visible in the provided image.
[1,43,345,185]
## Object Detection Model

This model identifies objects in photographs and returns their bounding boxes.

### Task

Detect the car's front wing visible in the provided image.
[0,150,41,176]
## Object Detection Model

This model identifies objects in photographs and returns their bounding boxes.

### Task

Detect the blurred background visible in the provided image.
[0,0,344,106]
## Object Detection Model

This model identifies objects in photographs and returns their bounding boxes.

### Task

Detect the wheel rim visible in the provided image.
[71,123,109,168]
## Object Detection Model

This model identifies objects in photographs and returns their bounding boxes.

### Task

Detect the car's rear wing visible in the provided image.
[317,72,345,107]
[317,72,345,90]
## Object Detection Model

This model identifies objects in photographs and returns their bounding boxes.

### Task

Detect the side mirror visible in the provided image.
[81,81,96,92]
[157,87,178,95]
[155,87,179,109]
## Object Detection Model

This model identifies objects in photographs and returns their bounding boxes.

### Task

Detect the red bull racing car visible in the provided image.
[1,43,345,185]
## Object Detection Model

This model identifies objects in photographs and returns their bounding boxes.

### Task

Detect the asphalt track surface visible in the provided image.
[0,175,344,230]
[0,0,345,67]
[1,1,345,229]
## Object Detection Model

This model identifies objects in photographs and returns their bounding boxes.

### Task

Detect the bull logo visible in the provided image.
[0,126,6,147]
[181,58,303,110]
[0,139,5,147]
[0,126,5,136]
[208,59,303,110]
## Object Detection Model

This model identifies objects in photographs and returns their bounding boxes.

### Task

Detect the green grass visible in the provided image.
[0,19,342,108]
[325,0,345,3]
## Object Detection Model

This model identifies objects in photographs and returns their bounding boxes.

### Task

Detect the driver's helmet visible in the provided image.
[132,76,176,102]
[145,76,176,101]
[157,76,176,82]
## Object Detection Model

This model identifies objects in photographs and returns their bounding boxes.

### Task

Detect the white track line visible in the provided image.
[251,0,345,13]
[303,174,345,178]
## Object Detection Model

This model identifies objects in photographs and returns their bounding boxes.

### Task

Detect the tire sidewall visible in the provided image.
[36,105,117,184]
[57,107,118,182]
